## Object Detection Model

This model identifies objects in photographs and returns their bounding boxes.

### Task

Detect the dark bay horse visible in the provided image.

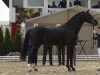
[21,10,98,72]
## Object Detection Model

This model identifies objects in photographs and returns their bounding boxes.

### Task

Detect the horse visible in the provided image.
[20,10,98,72]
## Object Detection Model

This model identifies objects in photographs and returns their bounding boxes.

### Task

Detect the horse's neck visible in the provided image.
[62,17,83,35]
[72,21,83,35]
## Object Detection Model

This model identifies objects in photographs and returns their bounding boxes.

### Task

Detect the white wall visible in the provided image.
[12,0,23,7]
[91,0,99,7]
[9,8,15,22]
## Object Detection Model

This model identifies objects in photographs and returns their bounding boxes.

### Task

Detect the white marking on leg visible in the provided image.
[27,64,32,72]
[32,63,38,71]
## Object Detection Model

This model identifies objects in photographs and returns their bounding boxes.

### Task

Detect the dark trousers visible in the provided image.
[34,50,38,65]
[73,46,77,66]
[57,45,65,65]
[43,45,53,65]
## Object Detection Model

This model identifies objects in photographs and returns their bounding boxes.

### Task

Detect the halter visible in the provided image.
[91,18,96,25]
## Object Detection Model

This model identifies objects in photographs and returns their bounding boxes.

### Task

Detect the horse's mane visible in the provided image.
[61,11,85,27]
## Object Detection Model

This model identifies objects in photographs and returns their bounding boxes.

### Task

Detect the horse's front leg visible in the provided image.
[70,47,76,71]
[66,48,71,71]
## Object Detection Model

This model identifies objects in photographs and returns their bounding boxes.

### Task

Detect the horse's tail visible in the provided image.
[20,29,31,61]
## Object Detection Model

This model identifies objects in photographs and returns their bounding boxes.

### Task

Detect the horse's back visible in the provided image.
[29,26,76,45]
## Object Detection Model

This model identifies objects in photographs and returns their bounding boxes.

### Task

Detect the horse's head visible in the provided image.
[81,10,98,26]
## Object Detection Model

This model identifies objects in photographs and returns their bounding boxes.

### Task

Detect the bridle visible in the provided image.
[91,18,96,25]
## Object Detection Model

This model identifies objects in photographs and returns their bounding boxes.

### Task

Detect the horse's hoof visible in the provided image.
[72,68,76,71]
[35,64,38,66]
[28,69,32,72]
[68,68,71,72]
[97,68,100,71]
[34,68,38,71]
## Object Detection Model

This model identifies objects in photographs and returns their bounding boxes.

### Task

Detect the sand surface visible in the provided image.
[0,61,100,75]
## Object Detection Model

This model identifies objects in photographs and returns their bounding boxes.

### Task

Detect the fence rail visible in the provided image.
[0,55,100,61]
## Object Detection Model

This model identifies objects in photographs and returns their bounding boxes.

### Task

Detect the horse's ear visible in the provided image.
[86,9,89,13]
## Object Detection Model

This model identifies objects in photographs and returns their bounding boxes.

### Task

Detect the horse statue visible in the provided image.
[20,10,98,72]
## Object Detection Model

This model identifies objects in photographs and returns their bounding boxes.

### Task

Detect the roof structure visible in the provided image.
[2,0,9,8]
[0,0,9,25]
[69,6,100,20]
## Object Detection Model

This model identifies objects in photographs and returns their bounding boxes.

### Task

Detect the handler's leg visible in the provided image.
[97,47,100,57]
[57,46,61,65]
[73,46,77,66]
[62,46,65,65]
[28,46,35,72]
[28,45,39,72]
[97,48,100,71]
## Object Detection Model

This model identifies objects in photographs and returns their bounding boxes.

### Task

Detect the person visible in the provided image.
[92,1,100,8]
[74,0,82,6]
[73,42,78,66]
[48,5,51,8]
[13,6,20,13]
[42,44,53,66]
[58,0,67,8]
[93,27,100,57]
[93,26,100,71]
[50,1,57,8]
[70,2,72,7]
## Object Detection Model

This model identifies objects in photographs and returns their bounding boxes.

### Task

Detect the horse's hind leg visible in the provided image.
[28,45,39,72]
[27,47,34,72]
[27,64,32,72]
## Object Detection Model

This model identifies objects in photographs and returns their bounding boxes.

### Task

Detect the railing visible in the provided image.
[0,55,100,61]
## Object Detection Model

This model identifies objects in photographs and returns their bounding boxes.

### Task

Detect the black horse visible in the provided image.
[20,10,98,72]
